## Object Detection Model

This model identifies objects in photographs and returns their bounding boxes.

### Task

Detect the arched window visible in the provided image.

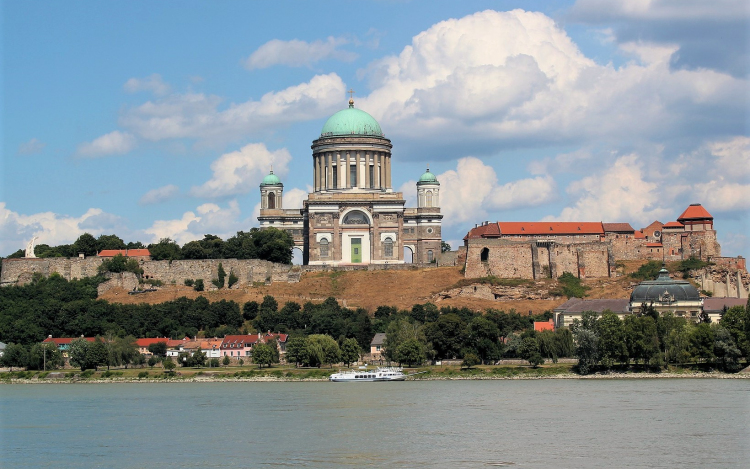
[383,237,393,257]
[342,210,369,225]
[427,250,434,263]
[426,191,433,207]
[481,247,489,262]
[320,238,329,258]
[267,192,276,209]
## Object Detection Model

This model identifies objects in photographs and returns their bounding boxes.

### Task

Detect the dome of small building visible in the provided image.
[261,170,282,186]
[417,168,439,185]
[320,101,383,137]
[630,267,700,303]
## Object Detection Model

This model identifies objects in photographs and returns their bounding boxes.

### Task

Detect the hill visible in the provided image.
[98,266,636,314]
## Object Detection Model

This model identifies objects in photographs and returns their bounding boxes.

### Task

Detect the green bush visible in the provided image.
[550,272,590,298]
[194,279,205,292]
[184,279,194,287]
[630,261,663,280]
[138,371,149,379]
[80,370,94,379]
[228,270,239,288]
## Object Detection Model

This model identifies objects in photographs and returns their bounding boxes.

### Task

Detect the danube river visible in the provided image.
[1,379,748,468]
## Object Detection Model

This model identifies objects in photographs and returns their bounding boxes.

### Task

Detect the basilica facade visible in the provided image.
[258,98,442,266]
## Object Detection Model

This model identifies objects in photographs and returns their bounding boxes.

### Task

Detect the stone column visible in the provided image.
[345,152,351,188]
[355,151,361,188]
[385,155,391,189]
[364,153,370,189]
[326,152,333,190]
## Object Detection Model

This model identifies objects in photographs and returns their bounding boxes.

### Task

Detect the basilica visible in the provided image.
[258,98,442,266]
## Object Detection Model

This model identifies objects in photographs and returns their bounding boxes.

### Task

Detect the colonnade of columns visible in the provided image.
[312,150,391,192]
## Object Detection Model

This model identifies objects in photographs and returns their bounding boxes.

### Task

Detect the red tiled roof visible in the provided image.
[662,221,684,228]
[465,222,501,239]
[677,204,713,221]
[645,243,663,247]
[43,337,96,345]
[98,249,151,257]
[602,223,635,233]
[467,222,604,239]
[634,231,646,239]
[534,320,554,332]
[135,338,170,347]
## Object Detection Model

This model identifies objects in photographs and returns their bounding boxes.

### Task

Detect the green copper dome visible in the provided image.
[417,168,439,185]
[261,170,282,186]
[321,101,383,137]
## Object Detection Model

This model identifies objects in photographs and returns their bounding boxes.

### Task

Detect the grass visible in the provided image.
[451,275,532,289]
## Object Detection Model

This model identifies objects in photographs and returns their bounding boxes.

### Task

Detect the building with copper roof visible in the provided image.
[258,97,442,265]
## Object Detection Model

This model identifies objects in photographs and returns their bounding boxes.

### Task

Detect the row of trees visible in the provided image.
[3,228,296,265]
[571,303,750,373]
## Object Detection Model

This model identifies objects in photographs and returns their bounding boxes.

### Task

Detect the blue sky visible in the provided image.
[1,0,748,258]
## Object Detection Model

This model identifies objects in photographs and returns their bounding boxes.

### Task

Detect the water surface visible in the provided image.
[1,379,748,468]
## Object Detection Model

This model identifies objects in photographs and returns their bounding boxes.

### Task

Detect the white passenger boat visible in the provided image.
[329,367,408,382]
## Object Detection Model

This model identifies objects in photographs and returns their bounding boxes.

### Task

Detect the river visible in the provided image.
[1,379,748,468]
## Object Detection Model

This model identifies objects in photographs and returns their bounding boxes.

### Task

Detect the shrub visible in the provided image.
[228,270,239,288]
[194,279,205,292]
[184,279,194,287]
[550,272,590,299]
[630,261,663,280]
[138,371,149,379]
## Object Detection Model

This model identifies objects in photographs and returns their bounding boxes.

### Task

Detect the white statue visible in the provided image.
[25,236,38,258]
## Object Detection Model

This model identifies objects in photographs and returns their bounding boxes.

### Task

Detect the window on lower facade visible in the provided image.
[320,238,329,257]
[383,238,393,257]
[427,250,434,262]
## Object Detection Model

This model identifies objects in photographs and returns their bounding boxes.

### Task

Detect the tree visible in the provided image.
[465,316,502,364]
[222,355,231,366]
[441,241,451,253]
[285,336,307,367]
[253,343,274,368]
[86,339,108,371]
[424,314,466,359]
[148,238,182,261]
[148,341,168,357]
[252,227,294,264]
[384,318,426,363]
[162,357,176,373]
[148,356,158,368]
[194,279,205,292]
[596,312,627,369]
[518,337,544,368]
[69,337,91,371]
[27,343,64,370]
[689,323,715,363]
[181,240,208,259]
[228,270,239,288]
[396,339,426,366]
[243,301,260,321]
[461,353,480,369]
[96,234,126,251]
[1,343,28,370]
[305,334,339,367]
[340,338,361,367]
[223,231,257,259]
[713,326,743,372]
[212,262,226,289]
[73,233,98,257]
[573,329,599,375]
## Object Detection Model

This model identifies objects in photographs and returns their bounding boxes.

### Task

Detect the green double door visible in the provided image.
[351,238,362,263]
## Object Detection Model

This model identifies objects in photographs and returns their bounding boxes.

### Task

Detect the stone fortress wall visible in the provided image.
[0,256,438,288]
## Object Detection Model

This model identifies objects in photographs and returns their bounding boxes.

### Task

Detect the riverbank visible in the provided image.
[2,364,748,383]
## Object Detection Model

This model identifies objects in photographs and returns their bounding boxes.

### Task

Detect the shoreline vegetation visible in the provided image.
[3,364,748,384]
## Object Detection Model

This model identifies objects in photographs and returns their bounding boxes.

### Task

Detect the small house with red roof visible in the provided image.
[220,333,289,360]
[42,336,96,356]
[533,319,555,332]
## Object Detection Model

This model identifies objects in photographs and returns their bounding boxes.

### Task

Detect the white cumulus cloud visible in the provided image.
[190,143,292,198]
[139,185,180,205]
[123,74,171,96]
[18,138,46,155]
[245,37,357,69]
[143,200,251,245]
[119,73,345,144]
[76,131,137,157]
[0,203,127,256]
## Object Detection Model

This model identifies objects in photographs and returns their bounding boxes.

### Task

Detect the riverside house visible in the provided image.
[220,333,288,359]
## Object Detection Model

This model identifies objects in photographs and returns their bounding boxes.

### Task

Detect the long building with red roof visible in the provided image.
[462,204,723,280]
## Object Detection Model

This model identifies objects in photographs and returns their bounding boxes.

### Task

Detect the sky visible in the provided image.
[1,0,749,259]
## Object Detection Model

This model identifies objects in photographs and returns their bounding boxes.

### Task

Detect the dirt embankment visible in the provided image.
[98,266,637,314]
